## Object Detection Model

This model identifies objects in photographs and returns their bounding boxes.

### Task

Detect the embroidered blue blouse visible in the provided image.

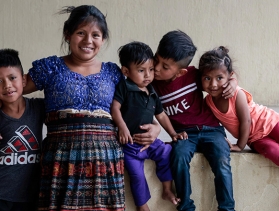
[29,56,124,113]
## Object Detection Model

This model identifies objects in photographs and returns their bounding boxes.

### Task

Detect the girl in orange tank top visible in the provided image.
[198,46,279,166]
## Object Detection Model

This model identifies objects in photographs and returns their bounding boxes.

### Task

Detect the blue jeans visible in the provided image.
[171,126,235,211]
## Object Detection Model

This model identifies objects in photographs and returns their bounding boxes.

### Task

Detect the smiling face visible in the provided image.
[201,65,232,98]
[67,22,104,62]
[0,66,26,104]
[123,59,154,89]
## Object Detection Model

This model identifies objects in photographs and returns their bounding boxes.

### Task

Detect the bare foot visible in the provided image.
[162,189,181,205]
[136,203,150,211]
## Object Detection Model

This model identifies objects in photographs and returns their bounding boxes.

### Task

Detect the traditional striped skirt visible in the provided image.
[38,112,125,211]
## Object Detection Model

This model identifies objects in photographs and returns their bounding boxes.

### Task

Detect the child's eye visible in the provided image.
[77,31,85,35]
[93,33,101,38]
[138,69,144,73]
[163,66,168,70]
[217,77,223,80]
[204,77,210,81]
[150,67,154,72]
[10,76,16,80]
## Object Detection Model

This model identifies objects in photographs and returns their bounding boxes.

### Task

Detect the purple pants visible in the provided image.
[123,138,173,206]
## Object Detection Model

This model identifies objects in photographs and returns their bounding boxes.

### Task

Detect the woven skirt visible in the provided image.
[38,112,125,211]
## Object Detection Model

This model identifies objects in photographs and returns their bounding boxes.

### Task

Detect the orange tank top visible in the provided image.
[205,86,279,145]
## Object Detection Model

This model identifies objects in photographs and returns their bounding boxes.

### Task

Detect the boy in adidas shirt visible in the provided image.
[0,49,45,211]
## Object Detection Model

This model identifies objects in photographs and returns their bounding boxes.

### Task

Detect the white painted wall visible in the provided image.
[1,0,279,105]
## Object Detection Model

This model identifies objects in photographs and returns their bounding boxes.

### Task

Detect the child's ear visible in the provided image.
[22,74,27,87]
[121,66,129,77]
[64,31,71,44]
[177,68,188,77]
[229,71,234,78]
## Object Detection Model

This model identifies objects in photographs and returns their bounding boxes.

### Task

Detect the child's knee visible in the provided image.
[170,141,195,167]
[171,152,192,166]
[260,147,279,165]
[255,142,279,155]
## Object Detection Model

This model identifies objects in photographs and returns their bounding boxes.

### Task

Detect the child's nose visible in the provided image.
[3,80,11,89]
[210,80,217,87]
[154,65,160,73]
[145,70,150,77]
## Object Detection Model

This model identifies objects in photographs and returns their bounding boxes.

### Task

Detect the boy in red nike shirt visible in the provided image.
[150,31,236,211]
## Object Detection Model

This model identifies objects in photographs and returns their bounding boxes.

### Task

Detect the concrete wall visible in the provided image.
[1,0,279,105]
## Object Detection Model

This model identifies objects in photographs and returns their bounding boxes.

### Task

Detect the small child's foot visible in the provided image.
[162,189,181,205]
[136,203,150,211]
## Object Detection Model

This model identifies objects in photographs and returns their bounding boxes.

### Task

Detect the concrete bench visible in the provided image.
[125,151,279,211]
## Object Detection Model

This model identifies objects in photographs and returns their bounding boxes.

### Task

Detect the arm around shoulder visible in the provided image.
[222,77,238,99]
[23,74,38,95]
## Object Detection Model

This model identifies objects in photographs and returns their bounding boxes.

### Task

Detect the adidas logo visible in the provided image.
[0,125,40,165]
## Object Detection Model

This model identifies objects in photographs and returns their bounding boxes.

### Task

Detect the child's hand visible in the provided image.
[171,131,188,142]
[140,144,150,152]
[225,137,242,152]
[230,144,242,152]
[118,127,133,145]
[222,78,237,99]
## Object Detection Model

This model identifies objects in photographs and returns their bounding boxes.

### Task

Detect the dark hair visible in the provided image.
[0,49,23,75]
[59,5,109,53]
[118,41,154,68]
[156,30,197,68]
[199,46,233,74]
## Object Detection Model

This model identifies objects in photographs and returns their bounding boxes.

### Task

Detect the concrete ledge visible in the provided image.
[125,151,279,211]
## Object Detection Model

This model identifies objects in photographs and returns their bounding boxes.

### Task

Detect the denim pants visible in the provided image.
[123,138,173,206]
[171,126,235,211]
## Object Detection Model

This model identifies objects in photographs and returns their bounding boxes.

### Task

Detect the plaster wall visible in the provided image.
[1,0,279,105]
